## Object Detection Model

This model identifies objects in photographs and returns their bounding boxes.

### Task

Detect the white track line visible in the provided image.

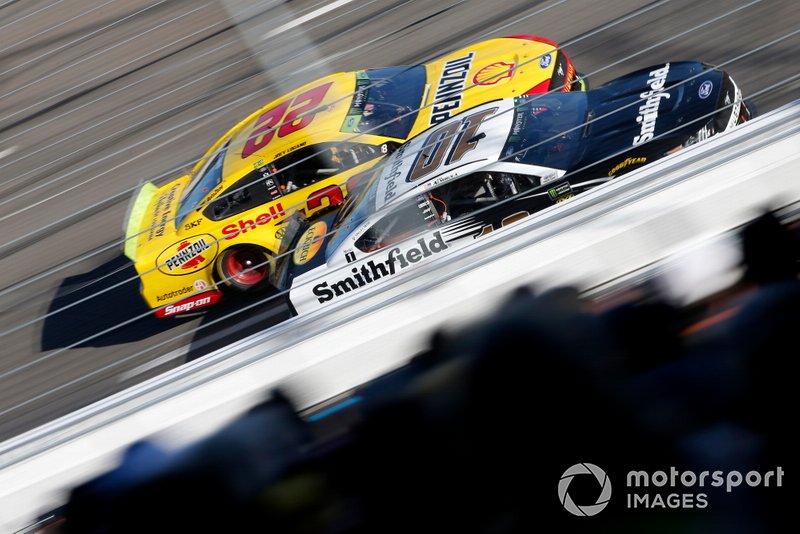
[0,146,18,160]
[261,0,359,40]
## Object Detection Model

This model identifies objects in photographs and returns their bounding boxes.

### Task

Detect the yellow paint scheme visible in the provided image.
[126,36,577,314]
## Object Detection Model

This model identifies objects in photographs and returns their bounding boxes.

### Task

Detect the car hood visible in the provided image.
[578,62,727,165]
[411,36,572,137]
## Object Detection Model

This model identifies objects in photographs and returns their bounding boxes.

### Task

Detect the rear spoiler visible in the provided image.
[122,182,158,261]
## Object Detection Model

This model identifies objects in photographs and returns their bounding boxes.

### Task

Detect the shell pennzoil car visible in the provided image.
[123,35,581,317]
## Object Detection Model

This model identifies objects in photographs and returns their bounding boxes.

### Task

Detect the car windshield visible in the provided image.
[502,92,589,170]
[341,66,425,139]
[176,142,229,224]
[326,163,385,256]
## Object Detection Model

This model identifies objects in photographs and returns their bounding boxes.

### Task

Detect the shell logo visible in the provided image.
[156,234,219,275]
[472,62,515,86]
[293,222,328,265]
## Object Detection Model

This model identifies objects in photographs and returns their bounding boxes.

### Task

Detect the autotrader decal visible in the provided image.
[312,231,448,303]
[155,286,194,302]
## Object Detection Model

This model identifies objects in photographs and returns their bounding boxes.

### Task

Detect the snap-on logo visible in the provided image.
[156,290,222,318]
[156,234,219,275]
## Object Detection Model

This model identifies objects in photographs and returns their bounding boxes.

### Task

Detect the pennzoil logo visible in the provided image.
[156,234,218,275]
[472,62,515,86]
[430,52,475,125]
[293,222,327,265]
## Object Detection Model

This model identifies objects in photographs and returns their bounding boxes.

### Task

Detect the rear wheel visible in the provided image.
[216,246,272,292]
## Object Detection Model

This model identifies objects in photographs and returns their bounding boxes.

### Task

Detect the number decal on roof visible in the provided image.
[407,107,497,182]
[241,82,333,158]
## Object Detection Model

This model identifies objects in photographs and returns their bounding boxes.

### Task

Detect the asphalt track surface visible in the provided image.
[0,0,798,441]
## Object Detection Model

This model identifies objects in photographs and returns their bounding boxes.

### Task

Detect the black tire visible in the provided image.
[215,246,273,292]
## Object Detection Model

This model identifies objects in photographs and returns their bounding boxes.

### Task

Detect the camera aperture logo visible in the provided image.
[558,463,612,516]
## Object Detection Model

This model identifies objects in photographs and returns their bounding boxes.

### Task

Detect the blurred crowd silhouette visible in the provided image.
[42,209,797,533]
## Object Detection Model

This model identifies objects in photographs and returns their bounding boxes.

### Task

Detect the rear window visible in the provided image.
[340,66,426,139]
[177,141,229,224]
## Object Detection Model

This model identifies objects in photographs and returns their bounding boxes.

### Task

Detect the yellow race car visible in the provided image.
[123,35,581,317]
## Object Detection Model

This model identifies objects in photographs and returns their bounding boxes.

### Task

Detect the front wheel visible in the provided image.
[216,246,272,292]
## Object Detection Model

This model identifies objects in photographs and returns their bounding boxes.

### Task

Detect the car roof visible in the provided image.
[371,98,519,212]
[220,72,378,181]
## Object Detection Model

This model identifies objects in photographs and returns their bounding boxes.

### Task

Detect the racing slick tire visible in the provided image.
[215,246,274,292]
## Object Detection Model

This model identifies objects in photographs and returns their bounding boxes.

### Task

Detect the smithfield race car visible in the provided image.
[270,61,755,316]
[123,35,581,317]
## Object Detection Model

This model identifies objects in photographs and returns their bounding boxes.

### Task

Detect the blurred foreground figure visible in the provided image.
[50,211,796,533]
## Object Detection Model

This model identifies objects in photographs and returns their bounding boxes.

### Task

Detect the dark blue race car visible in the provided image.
[267,61,755,315]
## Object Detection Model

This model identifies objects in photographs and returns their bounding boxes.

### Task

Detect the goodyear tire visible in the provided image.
[215,246,272,292]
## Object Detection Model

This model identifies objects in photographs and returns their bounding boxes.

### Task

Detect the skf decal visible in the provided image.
[608,156,647,176]
[156,290,222,318]
[293,222,327,265]
[472,62,514,86]
[312,231,448,303]
[221,203,286,240]
[633,64,670,146]
[156,234,218,275]
[184,219,202,231]
[430,52,475,125]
